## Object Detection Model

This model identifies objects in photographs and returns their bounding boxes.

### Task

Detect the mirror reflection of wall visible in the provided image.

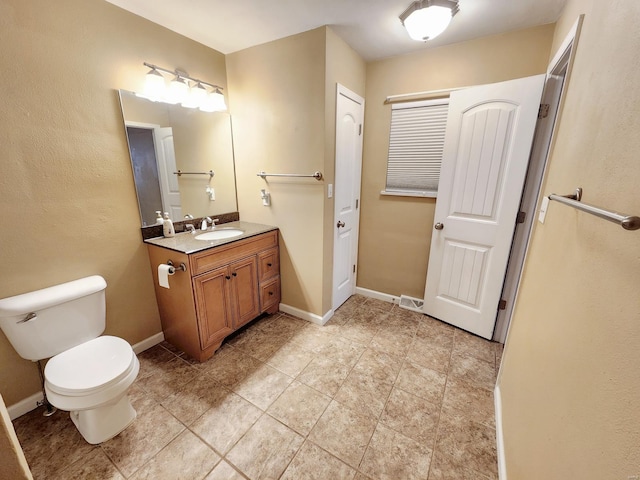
[119,90,238,227]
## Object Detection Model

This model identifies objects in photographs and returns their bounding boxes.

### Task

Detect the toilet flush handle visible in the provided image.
[17,312,37,324]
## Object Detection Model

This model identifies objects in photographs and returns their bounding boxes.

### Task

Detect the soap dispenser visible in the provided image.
[155,211,164,225]
[162,212,175,237]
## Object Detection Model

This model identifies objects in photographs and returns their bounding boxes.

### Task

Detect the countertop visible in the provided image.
[143,221,278,254]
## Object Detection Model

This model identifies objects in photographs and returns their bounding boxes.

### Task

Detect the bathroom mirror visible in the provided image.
[118,90,237,227]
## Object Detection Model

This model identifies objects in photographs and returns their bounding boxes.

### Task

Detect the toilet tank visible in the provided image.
[0,276,107,361]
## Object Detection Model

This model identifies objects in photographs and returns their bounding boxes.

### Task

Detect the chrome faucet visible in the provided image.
[185,224,196,234]
[201,217,212,231]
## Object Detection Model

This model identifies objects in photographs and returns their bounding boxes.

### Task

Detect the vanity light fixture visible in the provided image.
[399,0,459,42]
[143,66,165,100]
[200,88,227,113]
[167,74,189,104]
[140,62,227,112]
[183,81,209,109]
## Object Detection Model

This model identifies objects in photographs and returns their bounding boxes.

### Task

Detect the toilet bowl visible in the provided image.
[44,336,140,444]
[0,276,140,444]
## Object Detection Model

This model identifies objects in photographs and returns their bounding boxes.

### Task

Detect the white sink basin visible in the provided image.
[195,229,244,241]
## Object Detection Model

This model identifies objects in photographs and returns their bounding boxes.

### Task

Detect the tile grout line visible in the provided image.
[425,321,457,480]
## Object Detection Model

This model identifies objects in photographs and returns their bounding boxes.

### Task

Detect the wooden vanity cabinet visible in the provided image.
[147,230,280,362]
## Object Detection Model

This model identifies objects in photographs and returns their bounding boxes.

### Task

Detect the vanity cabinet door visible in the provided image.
[193,265,234,350]
[229,256,260,329]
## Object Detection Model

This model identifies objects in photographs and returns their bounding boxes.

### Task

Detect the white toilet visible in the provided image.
[0,275,139,444]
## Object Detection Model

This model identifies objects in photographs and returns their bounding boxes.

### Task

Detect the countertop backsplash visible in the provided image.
[140,211,240,240]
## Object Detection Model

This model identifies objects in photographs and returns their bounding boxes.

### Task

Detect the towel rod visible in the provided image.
[257,171,323,181]
[548,187,640,231]
[173,170,214,178]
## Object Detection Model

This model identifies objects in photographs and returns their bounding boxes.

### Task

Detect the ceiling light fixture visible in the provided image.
[399,0,459,42]
[139,62,227,112]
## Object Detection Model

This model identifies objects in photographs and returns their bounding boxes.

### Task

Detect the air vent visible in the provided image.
[398,295,424,313]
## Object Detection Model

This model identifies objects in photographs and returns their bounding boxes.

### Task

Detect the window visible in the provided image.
[382,98,449,198]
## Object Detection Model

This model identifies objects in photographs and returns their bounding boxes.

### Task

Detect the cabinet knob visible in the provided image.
[268,291,273,296]
[267,263,272,267]
[232,272,237,277]
[225,275,231,280]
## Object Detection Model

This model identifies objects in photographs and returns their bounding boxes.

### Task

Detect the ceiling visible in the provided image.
[105,0,566,62]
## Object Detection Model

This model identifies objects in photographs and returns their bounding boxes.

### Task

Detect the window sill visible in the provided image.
[380,190,437,199]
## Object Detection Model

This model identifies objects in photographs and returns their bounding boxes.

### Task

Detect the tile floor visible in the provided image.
[13,295,503,479]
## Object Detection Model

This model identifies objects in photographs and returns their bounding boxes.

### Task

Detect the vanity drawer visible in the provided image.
[260,277,280,311]
[258,247,280,283]
[191,230,278,276]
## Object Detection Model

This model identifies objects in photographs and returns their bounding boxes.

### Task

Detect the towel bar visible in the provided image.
[548,188,640,231]
[173,170,214,178]
[257,171,323,181]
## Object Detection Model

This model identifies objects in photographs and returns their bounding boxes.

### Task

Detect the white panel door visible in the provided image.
[332,85,364,311]
[424,75,545,339]
[154,126,182,220]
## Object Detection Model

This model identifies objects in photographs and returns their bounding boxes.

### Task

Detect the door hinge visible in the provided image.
[353,264,356,273]
[538,103,550,119]
[358,124,362,136]
[498,299,507,310]
[516,211,526,224]
[355,199,359,210]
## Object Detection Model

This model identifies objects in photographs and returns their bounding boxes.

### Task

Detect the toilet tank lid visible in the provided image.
[0,275,107,316]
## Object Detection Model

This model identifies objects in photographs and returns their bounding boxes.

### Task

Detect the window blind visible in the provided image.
[384,99,449,196]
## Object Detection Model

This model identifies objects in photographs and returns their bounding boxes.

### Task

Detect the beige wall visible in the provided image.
[498,1,640,477]
[359,24,555,298]
[0,0,227,406]
[227,27,365,317]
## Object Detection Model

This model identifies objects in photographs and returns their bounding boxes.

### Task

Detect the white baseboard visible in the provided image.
[494,384,507,479]
[132,331,165,354]
[279,289,399,327]
[355,287,400,305]
[7,392,44,421]
[279,303,333,326]
[7,331,166,421]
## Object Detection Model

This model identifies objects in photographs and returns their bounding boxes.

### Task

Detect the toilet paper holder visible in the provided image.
[166,260,187,273]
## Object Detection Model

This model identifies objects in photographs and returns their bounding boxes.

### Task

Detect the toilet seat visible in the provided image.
[45,336,136,396]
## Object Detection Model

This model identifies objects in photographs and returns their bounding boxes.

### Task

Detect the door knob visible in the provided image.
[434,222,444,230]
[337,221,345,228]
